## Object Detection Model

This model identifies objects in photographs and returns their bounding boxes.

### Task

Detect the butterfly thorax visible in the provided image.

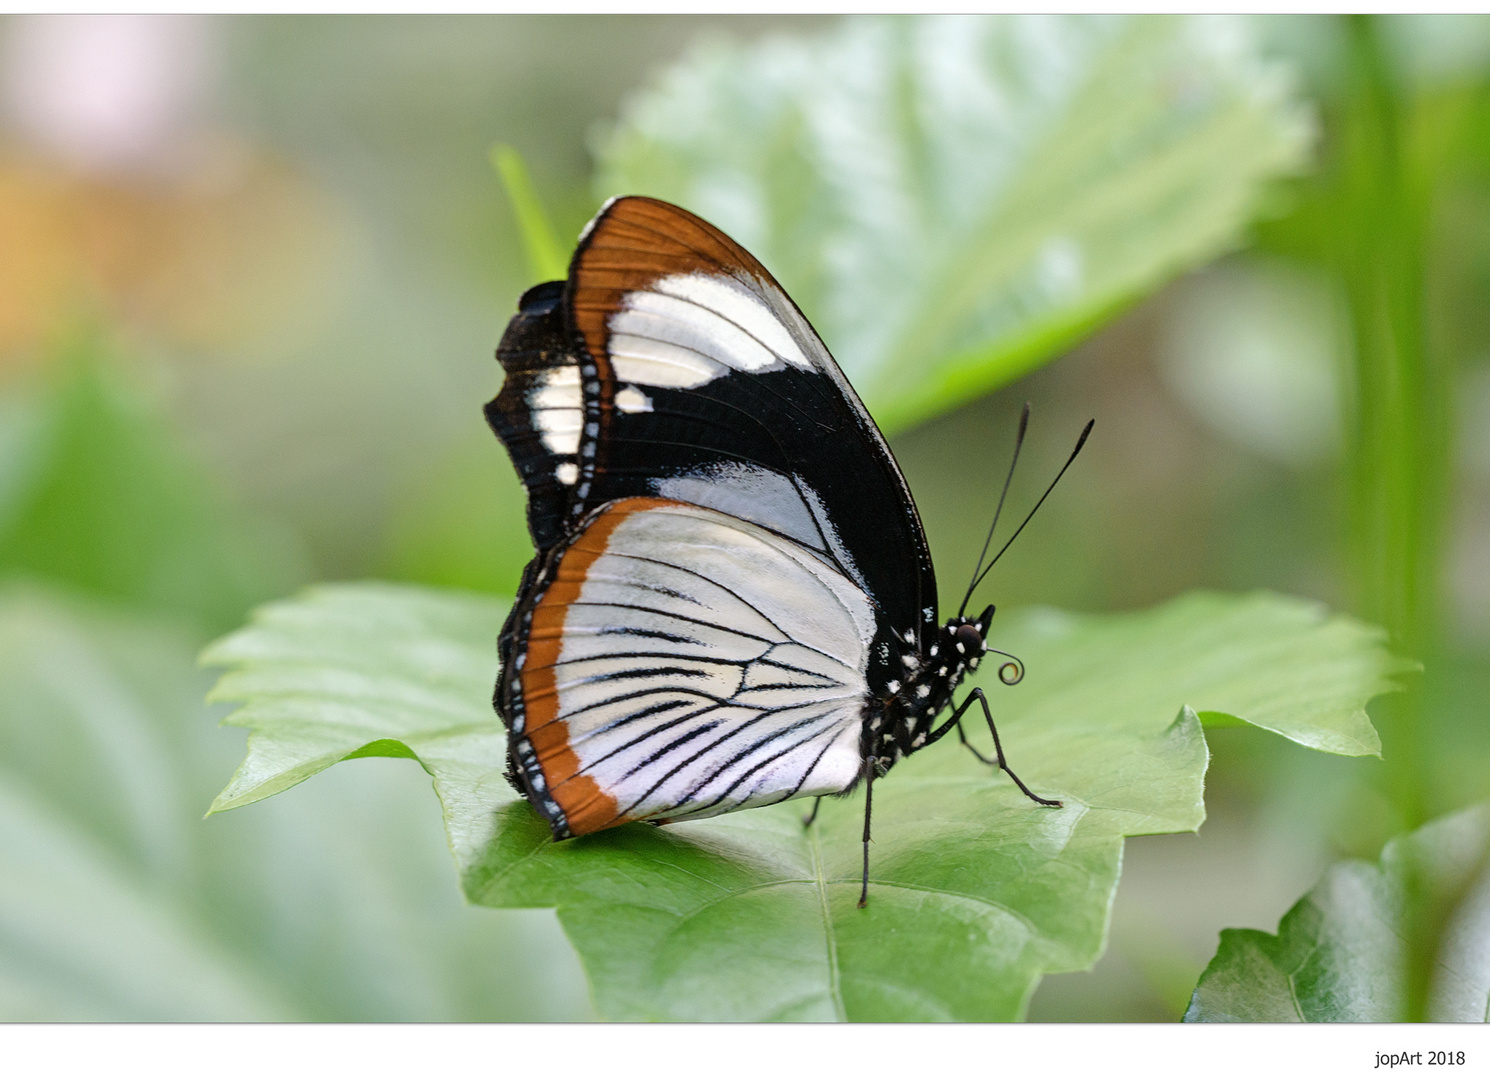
[862,606,996,772]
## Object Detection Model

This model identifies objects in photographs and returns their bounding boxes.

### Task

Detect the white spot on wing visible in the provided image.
[615,385,653,413]
[530,366,582,455]
[616,289,779,374]
[537,417,580,455]
[531,365,580,402]
[653,273,812,372]
[609,333,726,388]
[605,271,814,389]
[555,462,578,485]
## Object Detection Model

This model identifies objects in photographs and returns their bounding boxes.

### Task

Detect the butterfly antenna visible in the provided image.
[968,419,1094,600]
[958,403,1030,619]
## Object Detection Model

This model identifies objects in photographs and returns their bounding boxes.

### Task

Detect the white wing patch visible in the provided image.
[607,272,814,389]
[615,385,653,413]
[653,274,813,371]
[651,462,827,557]
[548,501,872,824]
[528,365,583,455]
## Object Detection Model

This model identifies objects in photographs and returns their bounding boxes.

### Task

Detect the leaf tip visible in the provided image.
[204,788,243,818]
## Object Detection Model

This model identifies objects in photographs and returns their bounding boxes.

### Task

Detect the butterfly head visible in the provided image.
[940,604,1023,687]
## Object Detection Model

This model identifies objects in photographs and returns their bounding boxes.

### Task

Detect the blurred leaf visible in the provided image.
[595,15,1312,433]
[206,584,1402,1020]
[0,331,304,632]
[1157,257,1346,468]
[491,144,569,283]
[0,393,48,535]
[0,583,587,1020]
[1184,801,1490,1022]
[0,589,285,1020]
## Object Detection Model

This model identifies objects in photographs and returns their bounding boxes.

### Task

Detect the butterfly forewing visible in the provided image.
[583,198,934,638]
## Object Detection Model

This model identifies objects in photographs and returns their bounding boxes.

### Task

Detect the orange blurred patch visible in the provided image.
[0,141,346,376]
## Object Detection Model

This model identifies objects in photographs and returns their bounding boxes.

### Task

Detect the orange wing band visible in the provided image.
[518,497,678,836]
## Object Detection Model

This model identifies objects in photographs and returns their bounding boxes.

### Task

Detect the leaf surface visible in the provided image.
[0,334,303,632]
[0,584,586,1020]
[207,584,1405,1020]
[1185,802,1490,1023]
[595,15,1312,432]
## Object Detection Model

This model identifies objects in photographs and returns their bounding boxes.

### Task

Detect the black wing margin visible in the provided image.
[485,280,585,553]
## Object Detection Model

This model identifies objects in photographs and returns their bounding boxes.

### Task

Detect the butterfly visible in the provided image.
[486,196,1090,905]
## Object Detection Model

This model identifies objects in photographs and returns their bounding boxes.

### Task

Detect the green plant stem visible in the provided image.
[1334,14,1452,1021]
[490,144,568,284]
[1336,15,1439,828]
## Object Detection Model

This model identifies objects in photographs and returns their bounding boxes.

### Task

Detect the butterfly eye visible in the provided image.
[954,624,983,656]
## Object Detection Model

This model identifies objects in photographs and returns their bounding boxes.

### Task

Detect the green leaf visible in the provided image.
[203,581,511,876]
[0,330,304,632]
[491,143,569,284]
[0,583,587,1020]
[1184,801,1490,1023]
[206,584,1403,1020]
[594,15,1312,433]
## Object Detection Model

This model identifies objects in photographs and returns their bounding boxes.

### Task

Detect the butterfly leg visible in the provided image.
[858,757,876,909]
[802,796,823,828]
[928,688,994,760]
[952,716,998,767]
[934,688,1062,808]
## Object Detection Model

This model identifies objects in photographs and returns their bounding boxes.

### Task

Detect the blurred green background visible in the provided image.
[0,14,1486,1021]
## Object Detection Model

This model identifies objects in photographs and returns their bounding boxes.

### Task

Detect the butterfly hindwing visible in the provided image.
[501,498,872,837]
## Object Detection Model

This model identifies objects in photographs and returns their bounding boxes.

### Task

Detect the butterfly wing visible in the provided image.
[503,498,872,837]
[488,196,938,645]
[487,279,582,553]
[487,197,937,835]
